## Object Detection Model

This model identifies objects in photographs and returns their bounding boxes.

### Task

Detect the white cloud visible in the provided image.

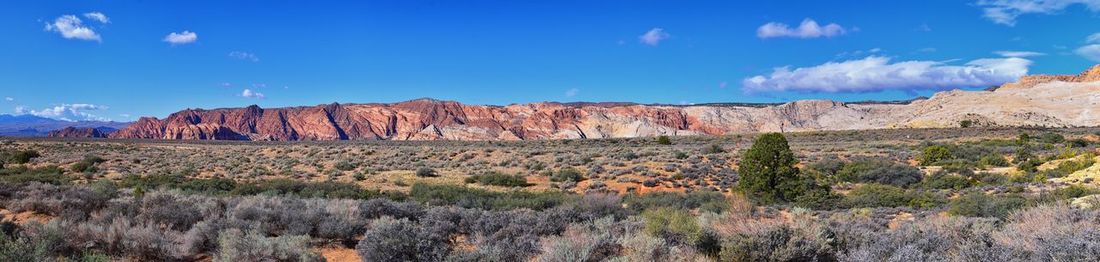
[977,0,1100,26]
[638,28,670,46]
[163,31,198,45]
[1076,45,1100,62]
[4,97,12,101]
[995,50,1046,57]
[44,15,101,42]
[742,56,1032,93]
[1074,33,1100,62]
[565,88,579,97]
[1087,32,1100,43]
[240,89,265,99]
[757,19,847,39]
[83,12,109,24]
[228,51,260,62]
[15,103,110,121]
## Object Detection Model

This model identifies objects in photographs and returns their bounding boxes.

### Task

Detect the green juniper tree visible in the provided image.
[737,133,803,204]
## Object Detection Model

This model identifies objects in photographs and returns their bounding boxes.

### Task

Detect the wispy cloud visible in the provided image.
[564,88,579,97]
[742,56,1032,93]
[15,103,111,121]
[916,23,933,32]
[83,12,109,24]
[44,15,102,42]
[976,0,1100,26]
[1076,33,1100,62]
[3,97,12,102]
[757,18,848,39]
[994,50,1046,57]
[240,89,265,99]
[163,31,198,45]
[229,51,260,62]
[638,28,670,46]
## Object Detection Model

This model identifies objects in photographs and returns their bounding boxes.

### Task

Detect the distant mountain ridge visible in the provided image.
[98,64,1100,141]
[0,114,130,137]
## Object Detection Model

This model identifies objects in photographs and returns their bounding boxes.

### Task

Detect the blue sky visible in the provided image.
[2,0,1100,122]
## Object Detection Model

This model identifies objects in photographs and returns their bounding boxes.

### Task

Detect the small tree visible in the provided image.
[737,133,801,204]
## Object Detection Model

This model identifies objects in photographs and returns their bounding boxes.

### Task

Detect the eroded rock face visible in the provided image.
[110,65,1100,141]
[48,127,108,138]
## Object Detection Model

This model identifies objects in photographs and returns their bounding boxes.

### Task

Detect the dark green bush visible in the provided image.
[835,159,923,187]
[919,145,953,166]
[0,165,70,185]
[979,154,1009,167]
[923,172,973,190]
[70,155,106,173]
[408,183,575,210]
[465,172,529,187]
[549,167,583,182]
[415,167,438,177]
[842,184,943,208]
[2,150,40,165]
[1039,132,1065,144]
[656,135,672,145]
[642,208,701,246]
[947,193,1027,218]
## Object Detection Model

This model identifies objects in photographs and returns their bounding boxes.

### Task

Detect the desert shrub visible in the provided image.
[836,159,923,187]
[1038,185,1100,202]
[842,184,942,208]
[1067,138,1091,148]
[1042,154,1095,178]
[214,229,322,262]
[919,145,953,166]
[356,217,451,261]
[979,154,1009,167]
[465,172,529,187]
[538,217,633,262]
[835,215,1003,261]
[792,186,842,210]
[415,167,438,177]
[0,224,53,261]
[973,172,1010,185]
[409,183,574,210]
[717,209,838,262]
[230,179,400,200]
[923,172,973,190]
[0,165,70,185]
[623,191,728,213]
[948,193,1027,218]
[656,135,672,145]
[702,144,724,154]
[549,167,583,183]
[2,150,40,165]
[642,208,701,246]
[333,160,356,171]
[1016,158,1042,173]
[1039,132,1065,144]
[959,120,973,128]
[70,155,106,173]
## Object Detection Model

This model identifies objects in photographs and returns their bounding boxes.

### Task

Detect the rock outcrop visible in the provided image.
[47,127,110,138]
[110,65,1100,141]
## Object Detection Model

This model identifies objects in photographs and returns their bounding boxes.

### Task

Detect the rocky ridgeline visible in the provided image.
[107,65,1100,141]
